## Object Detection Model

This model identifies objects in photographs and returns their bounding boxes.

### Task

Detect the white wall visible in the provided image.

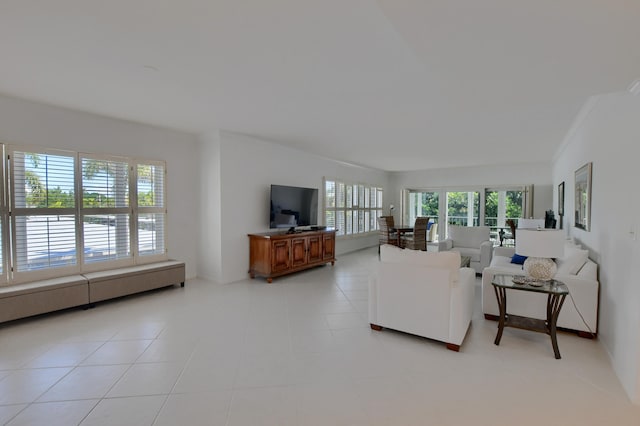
[552,92,640,404]
[199,131,389,284]
[389,162,554,225]
[197,131,222,282]
[0,94,200,279]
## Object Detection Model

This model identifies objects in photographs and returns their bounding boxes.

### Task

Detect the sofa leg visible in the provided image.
[370,324,383,331]
[446,343,460,352]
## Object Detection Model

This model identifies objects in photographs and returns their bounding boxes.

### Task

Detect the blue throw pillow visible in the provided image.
[511,254,528,265]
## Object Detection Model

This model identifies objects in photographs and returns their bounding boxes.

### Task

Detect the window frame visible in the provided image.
[1,143,168,284]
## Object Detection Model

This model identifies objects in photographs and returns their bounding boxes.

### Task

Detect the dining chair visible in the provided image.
[401,217,429,250]
[377,216,399,252]
[506,219,517,246]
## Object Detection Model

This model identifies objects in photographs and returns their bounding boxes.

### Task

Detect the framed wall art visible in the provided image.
[557,181,564,229]
[574,163,592,231]
[558,181,565,215]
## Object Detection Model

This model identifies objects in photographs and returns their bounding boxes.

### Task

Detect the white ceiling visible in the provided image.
[1,0,639,171]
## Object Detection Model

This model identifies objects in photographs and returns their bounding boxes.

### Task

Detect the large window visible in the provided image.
[324,179,382,237]
[401,185,533,244]
[2,145,167,284]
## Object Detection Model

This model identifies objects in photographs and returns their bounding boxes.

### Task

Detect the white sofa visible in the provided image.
[369,244,475,351]
[440,225,493,274]
[482,244,599,336]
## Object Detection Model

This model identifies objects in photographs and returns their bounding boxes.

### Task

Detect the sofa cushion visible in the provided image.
[380,244,461,277]
[556,246,589,275]
[448,225,490,248]
[511,254,528,265]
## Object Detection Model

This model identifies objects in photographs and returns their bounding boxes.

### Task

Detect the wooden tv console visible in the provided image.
[248,229,336,283]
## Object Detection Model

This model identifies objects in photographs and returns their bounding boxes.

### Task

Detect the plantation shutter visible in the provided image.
[10,149,78,279]
[136,162,166,259]
[80,155,132,266]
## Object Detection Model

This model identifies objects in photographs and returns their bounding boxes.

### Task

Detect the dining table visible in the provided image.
[391,226,413,248]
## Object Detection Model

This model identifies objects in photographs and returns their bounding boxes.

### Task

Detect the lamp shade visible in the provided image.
[516,229,564,258]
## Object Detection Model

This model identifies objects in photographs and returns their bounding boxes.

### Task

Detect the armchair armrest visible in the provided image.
[555,274,599,333]
[479,240,493,268]
[439,239,454,251]
[449,267,475,345]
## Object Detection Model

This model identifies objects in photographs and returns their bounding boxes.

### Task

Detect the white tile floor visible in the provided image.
[1,247,639,425]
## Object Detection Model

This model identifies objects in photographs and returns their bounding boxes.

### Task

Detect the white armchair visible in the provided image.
[369,245,475,351]
[440,225,492,274]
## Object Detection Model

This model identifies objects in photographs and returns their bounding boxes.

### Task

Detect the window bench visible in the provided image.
[85,260,185,303]
[0,275,89,323]
[0,261,185,324]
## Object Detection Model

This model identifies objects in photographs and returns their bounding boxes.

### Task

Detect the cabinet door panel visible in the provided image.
[271,240,290,272]
[307,235,322,263]
[291,237,307,267]
[322,234,335,260]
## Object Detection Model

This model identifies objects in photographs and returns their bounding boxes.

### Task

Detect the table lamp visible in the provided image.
[515,229,564,281]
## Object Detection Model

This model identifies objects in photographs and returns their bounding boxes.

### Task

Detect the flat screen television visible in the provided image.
[270,184,319,229]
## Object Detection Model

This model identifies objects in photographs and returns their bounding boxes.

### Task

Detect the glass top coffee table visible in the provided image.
[492,274,569,359]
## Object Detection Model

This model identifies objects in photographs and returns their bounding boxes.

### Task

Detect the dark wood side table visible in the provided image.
[492,274,569,359]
